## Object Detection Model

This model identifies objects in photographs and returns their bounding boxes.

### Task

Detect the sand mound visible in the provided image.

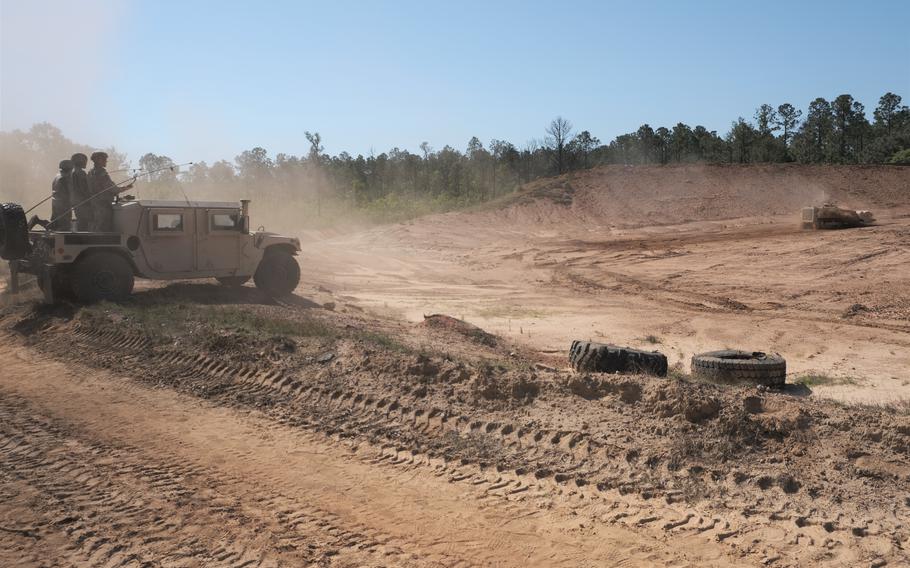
[473,163,910,230]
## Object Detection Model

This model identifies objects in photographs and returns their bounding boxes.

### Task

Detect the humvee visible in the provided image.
[1,199,301,303]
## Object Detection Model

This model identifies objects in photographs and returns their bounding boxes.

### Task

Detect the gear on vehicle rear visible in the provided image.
[0,202,31,261]
[691,350,786,387]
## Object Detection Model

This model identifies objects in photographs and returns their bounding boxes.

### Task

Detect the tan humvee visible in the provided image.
[6,199,301,303]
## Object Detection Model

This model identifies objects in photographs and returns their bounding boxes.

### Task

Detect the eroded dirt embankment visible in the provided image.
[1,289,907,567]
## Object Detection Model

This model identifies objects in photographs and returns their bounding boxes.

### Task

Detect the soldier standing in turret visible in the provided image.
[70,153,93,231]
[87,151,132,232]
[50,159,74,231]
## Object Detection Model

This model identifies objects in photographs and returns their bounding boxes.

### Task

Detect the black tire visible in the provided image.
[0,202,31,261]
[216,276,251,287]
[254,249,300,297]
[691,350,786,387]
[71,252,135,303]
[569,340,668,376]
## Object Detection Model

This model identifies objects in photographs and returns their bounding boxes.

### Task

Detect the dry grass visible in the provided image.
[82,301,336,340]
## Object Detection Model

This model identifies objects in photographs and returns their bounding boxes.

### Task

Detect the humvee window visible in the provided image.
[153,213,184,232]
[211,213,240,231]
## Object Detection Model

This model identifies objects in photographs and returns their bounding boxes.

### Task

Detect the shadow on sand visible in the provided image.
[130,282,323,309]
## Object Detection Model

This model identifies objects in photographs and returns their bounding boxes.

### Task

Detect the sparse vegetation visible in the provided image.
[82,301,336,340]
[476,305,547,319]
[354,329,415,354]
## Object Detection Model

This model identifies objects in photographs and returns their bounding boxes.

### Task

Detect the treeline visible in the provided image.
[152,91,910,209]
[1,91,908,226]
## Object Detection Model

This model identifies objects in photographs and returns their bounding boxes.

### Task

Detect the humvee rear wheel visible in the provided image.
[37,268,75,301]
[216,276,250,287]
[72,252,135,303]
[254,249,300,297]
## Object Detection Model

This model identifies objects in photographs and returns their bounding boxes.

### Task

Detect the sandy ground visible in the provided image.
[303,164,910,404]
[1,164,908,567]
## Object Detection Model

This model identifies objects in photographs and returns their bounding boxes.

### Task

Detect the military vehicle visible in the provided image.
[1,199,301,303]
[801,205,875,230]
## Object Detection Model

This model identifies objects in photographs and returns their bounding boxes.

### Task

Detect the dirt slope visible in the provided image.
[478,163,910,230]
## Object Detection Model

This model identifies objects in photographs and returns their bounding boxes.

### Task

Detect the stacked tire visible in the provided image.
[0,203,30,261]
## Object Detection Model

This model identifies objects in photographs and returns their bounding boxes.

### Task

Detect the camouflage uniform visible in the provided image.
[71,160,93,231]
[87,165,118,232]
[50,160,74,231]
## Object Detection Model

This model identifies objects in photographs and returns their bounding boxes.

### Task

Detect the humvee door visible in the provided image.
[143,207,196,273]
[195,208,243,271]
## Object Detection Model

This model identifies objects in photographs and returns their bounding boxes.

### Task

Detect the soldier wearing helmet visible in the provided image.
[50,159,74,231]
[87,151,132,232]
[70,152,93,231]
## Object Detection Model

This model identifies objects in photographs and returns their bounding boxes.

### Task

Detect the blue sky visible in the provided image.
[2,0,908,165]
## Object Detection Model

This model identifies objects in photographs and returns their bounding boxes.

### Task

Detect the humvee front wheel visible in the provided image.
[254,249,300,297]
[72,252,135,303]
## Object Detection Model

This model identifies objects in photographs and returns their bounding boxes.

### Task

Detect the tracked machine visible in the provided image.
[1,199,301,303]
[801,204,875,230]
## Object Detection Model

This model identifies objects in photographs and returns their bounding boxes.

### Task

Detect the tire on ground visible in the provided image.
[691,350,786,387]
[0,202,31,261]
[254,249,300,297]
[216,276,251,287]
[71,252,135,303]
[570,340,668,376]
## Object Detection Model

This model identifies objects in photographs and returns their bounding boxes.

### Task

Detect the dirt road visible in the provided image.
[0,335,748,567]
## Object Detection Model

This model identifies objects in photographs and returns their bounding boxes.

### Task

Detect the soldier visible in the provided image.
[70,153,93,231]
[87,151,132,232]
[50,160,74,231]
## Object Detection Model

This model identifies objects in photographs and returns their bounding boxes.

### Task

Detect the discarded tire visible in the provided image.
[0,202,30,261]
[691,350,786,387]
[570,340,668,376]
